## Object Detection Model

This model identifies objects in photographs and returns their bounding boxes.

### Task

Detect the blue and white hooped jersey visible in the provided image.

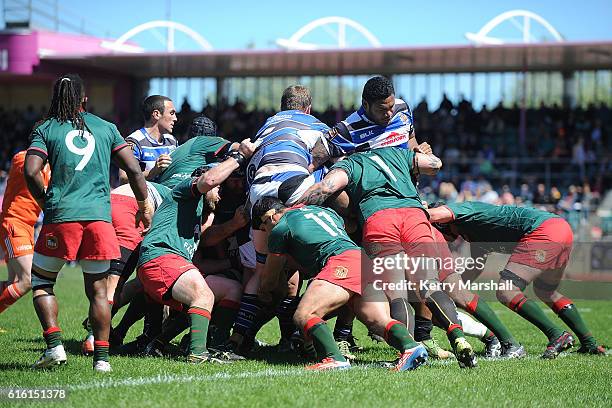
[246,110,329,185]
[324,98,414,157]
[125,128,178,171]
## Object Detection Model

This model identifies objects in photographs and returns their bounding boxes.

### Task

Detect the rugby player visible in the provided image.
[153,115,235,188]
[253,197,428,371]
[0,151,50,314]
[108,115,238,354]
[118,94,178,183]
[24,74,152,372]
[136,139,255,363]
[428,201,607,357]
[81,181,168,355]
[309,75,449,359]
[227,85,330,354]
[430,226,524,358]
[297,147,477,368]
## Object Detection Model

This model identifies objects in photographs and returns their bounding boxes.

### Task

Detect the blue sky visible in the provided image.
[29,0,612,50]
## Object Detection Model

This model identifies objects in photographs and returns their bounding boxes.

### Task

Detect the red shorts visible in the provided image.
[35,221,120,261]
[508,218,573,270]
[362,207,439,258]
[137,253,196,311]
[316,249,363,295]
[111,194,143,251]
[432,228,455,281]
[0,218,35,261]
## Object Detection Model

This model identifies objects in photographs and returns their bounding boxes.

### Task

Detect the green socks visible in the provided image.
[304,317,346,362]
[467,295,517,344]
[384,320,419,352]
[508,294,563,340]
[188,306,211,355]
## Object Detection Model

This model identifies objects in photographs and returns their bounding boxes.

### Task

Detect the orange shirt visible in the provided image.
[0,151,51,226]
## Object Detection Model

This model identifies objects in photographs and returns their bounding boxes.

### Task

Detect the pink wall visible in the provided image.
[0,30,133,75]
[0,31,39,74]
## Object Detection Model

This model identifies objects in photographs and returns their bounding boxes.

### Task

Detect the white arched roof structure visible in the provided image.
[277,16,381,50]
[465,10,564,45]
[101,20,213,53]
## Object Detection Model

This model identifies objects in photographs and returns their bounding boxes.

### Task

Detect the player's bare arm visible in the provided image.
[196,139,255,193]
[200,205,249,247]
[310,137,332,171]
[24,154,47,208]
[296,168,349,206]
[413,151,442,176]
[426,206,454,223]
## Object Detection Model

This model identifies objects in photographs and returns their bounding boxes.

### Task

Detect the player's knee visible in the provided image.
[31,269,57,292]
[225,280,243,303]
[533,278,558,301]
[495,286,522,305]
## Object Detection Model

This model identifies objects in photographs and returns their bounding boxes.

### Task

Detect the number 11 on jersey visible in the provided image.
[304,211,345,237]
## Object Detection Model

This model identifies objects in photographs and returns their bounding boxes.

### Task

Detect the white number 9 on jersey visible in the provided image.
[65,130,95,171]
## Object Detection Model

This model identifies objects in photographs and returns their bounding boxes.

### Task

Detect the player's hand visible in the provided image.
[155,154,172,173]
[136,199,154,234]
[238,139,256,158]
[231,205,249,229]
[414,142,432,155]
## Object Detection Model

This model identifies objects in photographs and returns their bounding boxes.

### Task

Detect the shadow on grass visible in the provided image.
[0,362,34,371]
[62,339,85,356]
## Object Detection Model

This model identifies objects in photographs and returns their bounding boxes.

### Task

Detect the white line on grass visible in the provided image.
[66,352,582,392]
[67,368,310,391]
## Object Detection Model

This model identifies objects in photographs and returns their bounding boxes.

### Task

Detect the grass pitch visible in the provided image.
[1,266,610,407]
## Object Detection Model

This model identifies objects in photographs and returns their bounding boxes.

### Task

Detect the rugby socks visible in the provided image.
[0,283,22,313]
[414,316,433,342]
[457,310,488,338]
[333,320,353,341]
[552,298,597,347]
[390,298,414,335]
[210,300,240,347]
[94,340,110,362]
[384,320,419,352]
[43,327,62,348]
[465,295,517,344]
[234,293,262,337]
[447,324,466,343]
[304,317,346,362]
[425,291,466,341]
[276,296,299,341]
[188,307,211,355]
[508,294,563,340]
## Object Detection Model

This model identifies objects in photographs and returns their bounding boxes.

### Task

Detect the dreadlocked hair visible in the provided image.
[41,74,90,136]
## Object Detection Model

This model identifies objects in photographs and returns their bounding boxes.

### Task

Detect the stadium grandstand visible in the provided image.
[0,1,610,266]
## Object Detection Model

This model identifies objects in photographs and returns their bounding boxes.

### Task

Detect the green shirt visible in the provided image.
[446,202,559,251]
[331,147,423,226]
[138,177,204,266]
[28,113,127,224]
[267,205,359,279]
[154,136,229,188]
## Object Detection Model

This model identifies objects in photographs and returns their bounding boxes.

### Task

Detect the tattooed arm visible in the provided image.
[296,168,349,206]
[310,137,332,171]
[413,151,442,176]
